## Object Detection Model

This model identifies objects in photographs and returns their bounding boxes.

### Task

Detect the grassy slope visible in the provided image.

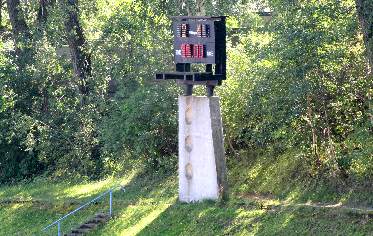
[0,152,372,236]
[0,171,139,235]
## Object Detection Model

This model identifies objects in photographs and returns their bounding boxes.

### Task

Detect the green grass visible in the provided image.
[230,150,373,207]
[0,152,372,235]
[0,170,139,235]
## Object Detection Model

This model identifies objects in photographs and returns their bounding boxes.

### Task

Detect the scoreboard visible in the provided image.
[156,16,226,96]
[173,16,226,65]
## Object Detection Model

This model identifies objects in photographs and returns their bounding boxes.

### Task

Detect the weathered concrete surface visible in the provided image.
[178,96,228,202]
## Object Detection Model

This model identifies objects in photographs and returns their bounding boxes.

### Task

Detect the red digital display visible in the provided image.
[193,44,205,58]
[181,44,205,58]
[181,44,193,58]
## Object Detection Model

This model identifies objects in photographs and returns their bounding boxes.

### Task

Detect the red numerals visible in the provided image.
[193,44,205,58]
[181,44,205,58]
[181,44,193,58]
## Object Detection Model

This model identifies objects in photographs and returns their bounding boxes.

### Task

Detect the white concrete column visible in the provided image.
[178,96,227,202]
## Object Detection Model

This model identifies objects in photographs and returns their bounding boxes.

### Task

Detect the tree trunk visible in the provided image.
[37,0,49,24]
[0,0,3,28]
[60,0,91,101]
[306,95,320,166]
[6,0,33,64]
[355,0,373,129]
[355,0,373,73]
[6,0,30,39]
[180,0,191,15]
[196,0,206,15]
[37,0,56,25]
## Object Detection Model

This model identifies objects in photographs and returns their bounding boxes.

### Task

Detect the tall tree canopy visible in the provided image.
[0,0,371,183]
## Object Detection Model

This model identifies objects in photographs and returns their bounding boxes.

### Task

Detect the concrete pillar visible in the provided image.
[178,96,228,202]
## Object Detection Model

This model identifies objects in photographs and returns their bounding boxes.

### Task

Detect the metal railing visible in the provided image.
[42,188,117,236]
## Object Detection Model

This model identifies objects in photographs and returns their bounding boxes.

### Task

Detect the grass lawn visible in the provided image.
[0,152,372,235]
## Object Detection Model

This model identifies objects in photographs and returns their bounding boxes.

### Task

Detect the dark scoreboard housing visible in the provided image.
[156,16,227,96]
[173,16,226,65]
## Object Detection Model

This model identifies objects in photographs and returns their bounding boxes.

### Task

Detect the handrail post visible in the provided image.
[42,188,117,234]
[57,222,61,236]
[109,190,113,217]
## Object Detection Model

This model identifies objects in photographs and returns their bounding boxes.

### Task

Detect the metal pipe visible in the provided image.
[57,222,61,236]
[185,84,193,96]
[43,188,115,232]
[206,85,214,97]
[109,190,113,217]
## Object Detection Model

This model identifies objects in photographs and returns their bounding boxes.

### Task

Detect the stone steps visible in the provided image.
[64,213,110,236]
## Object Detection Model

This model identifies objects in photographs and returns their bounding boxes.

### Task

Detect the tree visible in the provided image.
[6,0,33,66]
[37,0,53,25]
[0,0,3,29]
[355,0,373,129]
[355,0,373,72]
[60,0,91,103]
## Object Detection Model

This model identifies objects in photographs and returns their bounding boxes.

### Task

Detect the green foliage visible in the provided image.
[93,1,180,171]
[219,0,372,180]
[337,122,373,179]
[0,0,371,183]
[100,85,179,171]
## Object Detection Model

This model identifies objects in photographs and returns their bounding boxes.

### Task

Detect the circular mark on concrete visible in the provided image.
[186,96,192,106]
[185,135,192,152]
[185,106,192,124]
[185,163,193,180]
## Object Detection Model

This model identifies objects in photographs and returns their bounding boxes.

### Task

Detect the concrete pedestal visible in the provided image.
[178,96,228,202]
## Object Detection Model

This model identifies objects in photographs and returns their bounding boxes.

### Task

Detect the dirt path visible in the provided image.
[240,193,373,214]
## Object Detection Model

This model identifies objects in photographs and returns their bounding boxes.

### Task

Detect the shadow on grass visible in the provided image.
[0,178,114,203]
[135,200,372,236]
[137,201,241,236]
[91,166,245,235]
[2,152,371,236]
[0,196,114,235]
[229,150,373,208]
[122,153,372,236]
[0,167,149,235]
[253,205,372,235]
[89,168,179,235]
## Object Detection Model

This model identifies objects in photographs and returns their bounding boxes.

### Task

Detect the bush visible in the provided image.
[100,84,179,172]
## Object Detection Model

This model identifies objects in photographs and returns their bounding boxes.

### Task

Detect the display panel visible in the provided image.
[155,16,226,93]
[172,17,226,65]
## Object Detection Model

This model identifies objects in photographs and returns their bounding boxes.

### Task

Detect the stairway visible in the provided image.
[64,213,110,236]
